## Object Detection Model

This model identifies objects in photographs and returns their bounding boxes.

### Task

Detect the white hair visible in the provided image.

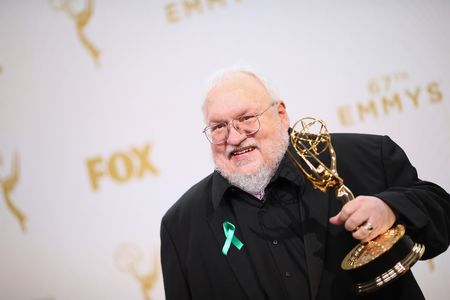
[201,66,279,116]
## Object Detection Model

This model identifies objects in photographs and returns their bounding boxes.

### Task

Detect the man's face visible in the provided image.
[203,73,290,179]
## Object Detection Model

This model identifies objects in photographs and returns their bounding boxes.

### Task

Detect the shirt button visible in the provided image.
[272,240,278,245]
[285,271,292,278]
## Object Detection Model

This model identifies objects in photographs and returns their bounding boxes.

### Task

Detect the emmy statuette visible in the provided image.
[287,117,425,294]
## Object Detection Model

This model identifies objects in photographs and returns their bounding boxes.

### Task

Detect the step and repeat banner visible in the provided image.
[1,1,449,299]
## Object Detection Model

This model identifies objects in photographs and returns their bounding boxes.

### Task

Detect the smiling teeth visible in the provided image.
[233,147,254,156]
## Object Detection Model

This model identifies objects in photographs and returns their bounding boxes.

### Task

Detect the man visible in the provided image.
[160,68,450,300]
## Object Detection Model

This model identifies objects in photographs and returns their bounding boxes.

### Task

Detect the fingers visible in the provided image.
[329,199,361,226]
[342,207,368,233]
[352,221,375,242]
[329,195,397,242]
[328,214,342,225]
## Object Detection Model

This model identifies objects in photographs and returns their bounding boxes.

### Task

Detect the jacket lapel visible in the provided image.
[208,200,267,300]
[300,182,331,300]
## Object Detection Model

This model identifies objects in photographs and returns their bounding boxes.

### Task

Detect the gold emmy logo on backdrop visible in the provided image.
[427,259,435,272]
[288,118,425,294]
[114,244,159,300]
[338,72,443,127]
[49,0,101,66]
[0,152,27,232]
[165,0,242,23]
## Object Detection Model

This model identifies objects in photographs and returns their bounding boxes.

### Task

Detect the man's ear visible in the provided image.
[277,100,290,130]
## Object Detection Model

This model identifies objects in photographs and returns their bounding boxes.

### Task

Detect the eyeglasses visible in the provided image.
[202,102,277,144]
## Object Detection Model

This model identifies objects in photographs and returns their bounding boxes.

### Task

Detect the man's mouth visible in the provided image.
[229,146,256,158]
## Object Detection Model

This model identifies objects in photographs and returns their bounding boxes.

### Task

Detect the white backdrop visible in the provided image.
[1,1,449,299]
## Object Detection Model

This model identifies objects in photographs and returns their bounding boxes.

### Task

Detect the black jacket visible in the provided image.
[160,133,450,300]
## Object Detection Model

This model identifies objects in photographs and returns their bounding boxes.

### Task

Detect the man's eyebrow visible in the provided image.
[207,121,225,126]
[207,117,227,125]
[207,107,254,124]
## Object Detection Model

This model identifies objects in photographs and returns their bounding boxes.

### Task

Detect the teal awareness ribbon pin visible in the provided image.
[222,221,244,255]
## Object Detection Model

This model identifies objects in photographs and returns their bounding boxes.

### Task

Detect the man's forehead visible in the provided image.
[205,99,251,122]
[203,72,271,120]
[206,80,268,106]
[204,90,268,119]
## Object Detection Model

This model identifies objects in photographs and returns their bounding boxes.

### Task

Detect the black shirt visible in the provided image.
[221,154,311,300]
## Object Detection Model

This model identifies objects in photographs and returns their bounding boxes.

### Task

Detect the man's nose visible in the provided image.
[226,125,247,145]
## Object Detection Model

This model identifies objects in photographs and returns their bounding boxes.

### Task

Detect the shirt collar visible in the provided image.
[211,170,232,210]
[270,142,306,187]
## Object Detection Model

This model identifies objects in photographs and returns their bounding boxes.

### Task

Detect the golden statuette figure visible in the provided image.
[287,117,425,294]
[49,0,101,67]
[1,152,26,232]
[114,244,159,300]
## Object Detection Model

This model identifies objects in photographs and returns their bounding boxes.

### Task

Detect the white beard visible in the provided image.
[214,126,289,195]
